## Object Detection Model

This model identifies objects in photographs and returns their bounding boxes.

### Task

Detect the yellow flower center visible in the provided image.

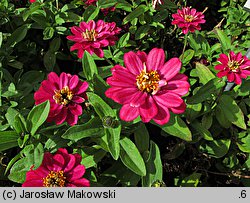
[82,29,97,41]
[43,170,66,187]
[228,60,240,72]
[53,86,73,106]
[184,15,194,22]
[136,69,160,94]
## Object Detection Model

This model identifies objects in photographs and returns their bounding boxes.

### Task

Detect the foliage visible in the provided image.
[0,0,250,187]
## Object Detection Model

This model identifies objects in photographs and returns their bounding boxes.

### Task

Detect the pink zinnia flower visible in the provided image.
[34,72,88,126]
[105,48,190,125]
[215,51,250,85]
[67,20,121,58]
[22,148,90,187]
[171,7,206,34]
[29,0,36,3]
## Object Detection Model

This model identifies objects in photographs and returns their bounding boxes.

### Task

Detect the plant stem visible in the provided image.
[181,34,188,61]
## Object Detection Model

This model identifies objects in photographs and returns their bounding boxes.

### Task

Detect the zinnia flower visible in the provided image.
[171,7,206,34]
[29,0,36,3]
[105,48,190,125]
[215,51,250,85]
[67,20,121,58]
[34,72,88,126]
[22,148,90,187]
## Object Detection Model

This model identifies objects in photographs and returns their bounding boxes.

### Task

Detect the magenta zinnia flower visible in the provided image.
[171,7,206,34]
[215,51,250,85]
[22,148,90,187]
[67,20,121,58]
[34,72,88,126]
[105,48,190,125]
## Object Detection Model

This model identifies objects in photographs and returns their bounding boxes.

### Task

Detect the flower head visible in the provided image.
[171,7,206,34]
[105,48,190,125]
[22,148,90,187]
[67,20,121,58]
[29,0,36,3]
[34,72,88,126]
[215,51,250,85]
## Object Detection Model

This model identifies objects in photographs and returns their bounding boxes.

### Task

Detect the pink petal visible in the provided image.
[59,72,69,89]
[166,80,190,96]
[22,180,44,187]
[67,165,86,181]
[54,108,68,125]
[160,58,182,81]
[170,101,186,114]
[146,48,165,71]
[69,75,79,90]
[73,81,88,95]
[234,73,242,85]
[218,53,229,64]
[124,51,144,75]
[69,104,82,116]
[63,154,76,172]
[72,96,85,103]
[119,104,140,121]
[217,70,228,78]
[69,178,90,187]
[154,92,183,107]
[66,114,78,126]
[227,72,235,82]
[153,104,170,125]
[105,87,139,104]
[129,91,147,107]
[139,96,158,122]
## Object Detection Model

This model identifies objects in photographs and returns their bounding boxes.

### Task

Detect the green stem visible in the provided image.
[56,0,59,10]
[181,35,188,62]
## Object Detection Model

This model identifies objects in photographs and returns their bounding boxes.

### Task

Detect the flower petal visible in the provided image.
[119,104,140,122]
[124,51,144,75]
[160,58,182,81]
[146,48,165,71]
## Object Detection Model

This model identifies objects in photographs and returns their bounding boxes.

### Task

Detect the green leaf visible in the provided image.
[27,100,50,135]
[134,123,149,153]
[135,25,150,40]
[218,95,246,130]
[215,105,232,128]
[82,51,98,81]
[190,120,213,141]
[98,0,117,8]
[180,172,201,187]
[159,114,192,141]
[117,33,130,48]
[120,137,146,176]
[33,143,44,169]
[87,92,121,160]
[77,146,107,169]
[8,157,31,184]
[13,114,27,134]
[180,49,194,66]
[195,62,215,85]
[83,5,100,22]
[87,92,115,118]
[62,117,104,141]
[0,131,19,152]
[44,50,56,71]
[215,28,231,52]
[105,127,121,160]
[43,27,54,40]
[199,139,231,158]
[22,4,42,21]
[123,5,149,24]
[5,24,31,48]
[49,37,61,52]
[142,141,162,187]
[187,78,225,104]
